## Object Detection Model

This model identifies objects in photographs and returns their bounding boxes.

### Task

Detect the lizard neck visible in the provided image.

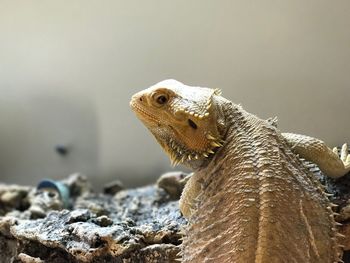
[185,99,240,171]
[192,100,259,173]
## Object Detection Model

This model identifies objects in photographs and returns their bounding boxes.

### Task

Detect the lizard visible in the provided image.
[130,79,350,263]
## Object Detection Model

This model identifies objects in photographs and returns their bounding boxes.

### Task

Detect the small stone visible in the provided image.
[62,173,91,197]
[68,209,92,223]
[157,171,191,200]
[0,185,30,213]
[103,180,124,195]
[122,217,136,226]
[17,253,44,263]
[92,215,113,227]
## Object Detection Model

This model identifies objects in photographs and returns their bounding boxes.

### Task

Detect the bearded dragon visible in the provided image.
[130,79,350,263]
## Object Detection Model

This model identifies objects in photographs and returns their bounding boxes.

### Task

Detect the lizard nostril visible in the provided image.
[139,96,143,102]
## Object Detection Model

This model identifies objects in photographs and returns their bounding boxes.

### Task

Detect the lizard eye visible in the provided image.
[154,94,169,106]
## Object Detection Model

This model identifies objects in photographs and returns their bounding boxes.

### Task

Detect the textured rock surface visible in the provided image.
[1,168,350,262]
[0,174,186,263]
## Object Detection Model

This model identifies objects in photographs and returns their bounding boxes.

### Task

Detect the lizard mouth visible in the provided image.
[130,100,161,125]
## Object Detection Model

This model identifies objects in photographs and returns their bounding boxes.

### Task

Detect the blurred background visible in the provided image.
[0,0,349,188]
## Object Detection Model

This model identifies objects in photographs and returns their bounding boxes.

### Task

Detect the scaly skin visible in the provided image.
[130,79,349,262]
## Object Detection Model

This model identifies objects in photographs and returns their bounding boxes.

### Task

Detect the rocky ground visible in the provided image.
[0,173,188,263]
[1,163,350,262]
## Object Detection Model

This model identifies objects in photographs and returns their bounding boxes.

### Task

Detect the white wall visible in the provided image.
[0,0,349,187]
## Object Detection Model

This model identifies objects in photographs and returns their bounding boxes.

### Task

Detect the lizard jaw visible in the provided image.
[130,91,224,167]
[164,135,224,167]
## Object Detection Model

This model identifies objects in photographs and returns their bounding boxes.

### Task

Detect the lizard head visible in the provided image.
[130,79,225,167]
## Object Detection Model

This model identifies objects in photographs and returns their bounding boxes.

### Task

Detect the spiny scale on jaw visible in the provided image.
[163,88,225,166]
[167,132,224,166]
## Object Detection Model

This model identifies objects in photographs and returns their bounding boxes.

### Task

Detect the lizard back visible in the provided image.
[181,108,339,263]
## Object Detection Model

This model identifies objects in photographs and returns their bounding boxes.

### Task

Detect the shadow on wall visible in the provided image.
[0,88,99,187]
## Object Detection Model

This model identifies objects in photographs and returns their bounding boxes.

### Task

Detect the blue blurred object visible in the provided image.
[37,179,70,208]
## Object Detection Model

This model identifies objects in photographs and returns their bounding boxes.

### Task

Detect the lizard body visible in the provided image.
[130,79,350,262]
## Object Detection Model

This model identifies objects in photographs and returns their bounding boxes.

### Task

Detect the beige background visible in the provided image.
[0,0,349,188]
